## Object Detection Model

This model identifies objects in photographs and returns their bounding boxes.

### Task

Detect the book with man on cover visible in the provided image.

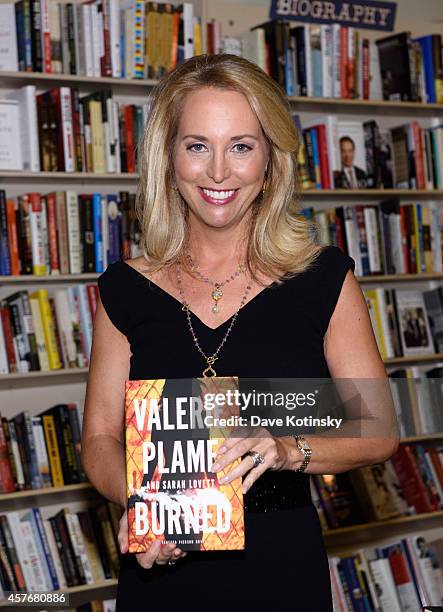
[125,377,245,552]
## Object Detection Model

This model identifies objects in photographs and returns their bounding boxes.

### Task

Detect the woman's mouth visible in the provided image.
[198,186,239,205]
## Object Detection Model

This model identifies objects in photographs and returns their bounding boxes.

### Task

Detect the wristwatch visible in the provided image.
[294,436,312,472]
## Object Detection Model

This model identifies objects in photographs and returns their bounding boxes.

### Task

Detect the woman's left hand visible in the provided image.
[210,426,288,494]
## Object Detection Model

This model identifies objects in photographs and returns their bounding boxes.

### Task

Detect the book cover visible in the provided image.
[125,377,245,552]
[334,121,368,189]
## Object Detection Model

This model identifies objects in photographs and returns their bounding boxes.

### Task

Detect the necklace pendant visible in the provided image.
[211,287,223,301]
[203,363,217,377]
[212,304,219,313]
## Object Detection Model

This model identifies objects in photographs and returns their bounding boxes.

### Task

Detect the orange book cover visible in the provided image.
[125,377,245,552]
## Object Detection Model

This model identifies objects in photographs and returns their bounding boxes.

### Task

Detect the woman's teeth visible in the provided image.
[202,188,236,200]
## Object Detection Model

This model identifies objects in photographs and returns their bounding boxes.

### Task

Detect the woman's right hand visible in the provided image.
[117,509,187,569]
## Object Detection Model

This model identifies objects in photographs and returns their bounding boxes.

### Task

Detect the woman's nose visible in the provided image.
[206,151,230,183]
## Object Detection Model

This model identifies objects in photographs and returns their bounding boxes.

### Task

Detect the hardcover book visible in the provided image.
[125,377,245,552]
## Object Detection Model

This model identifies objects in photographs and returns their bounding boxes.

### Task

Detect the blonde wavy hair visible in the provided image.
[135,53,322,284]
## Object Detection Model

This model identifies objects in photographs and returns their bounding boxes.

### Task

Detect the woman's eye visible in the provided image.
[187,143,206,152]
[233,144,252,153]
[186,143,252,153]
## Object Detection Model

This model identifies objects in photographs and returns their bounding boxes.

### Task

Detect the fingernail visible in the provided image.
[219,446,226,453]
[212,463,220,471]
[219,475,227,484]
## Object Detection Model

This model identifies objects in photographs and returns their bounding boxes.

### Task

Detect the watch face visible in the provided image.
[299,439,310,450]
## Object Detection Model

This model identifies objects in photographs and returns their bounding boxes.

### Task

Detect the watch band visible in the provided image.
[294,435,312,473]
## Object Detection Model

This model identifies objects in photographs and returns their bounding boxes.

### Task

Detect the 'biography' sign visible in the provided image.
[269,0,397,31]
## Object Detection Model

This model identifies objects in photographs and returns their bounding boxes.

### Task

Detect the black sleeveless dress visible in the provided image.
[97,244,355,611]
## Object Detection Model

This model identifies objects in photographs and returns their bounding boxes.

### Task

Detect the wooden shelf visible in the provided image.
[0,482,94,502]
[323,510,443,552]
[323,509,443,539]
[302,188,443,198]
[0,483,100,511]
[384,353,443,365]
[0,69,156,96]
[1,271,443,285]
[289,95,443,115]
[357,272,443,283]
[0,170,137,181]
[2,172,443,200]
[0,367,88,381]
[0,273,99,284]
[1,71,443,114]
[401,432,443,443]
[0,368,89,389]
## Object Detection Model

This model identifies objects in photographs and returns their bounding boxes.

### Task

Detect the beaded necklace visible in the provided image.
[176,263,252,377]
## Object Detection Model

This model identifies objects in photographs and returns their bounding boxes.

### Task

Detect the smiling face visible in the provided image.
[172,87,270,231]
[340,138,355,168]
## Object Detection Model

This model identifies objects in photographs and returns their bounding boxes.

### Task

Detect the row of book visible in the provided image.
[0,85,147,173]
[2,191,443,279]
[0,501,120,594]
[389,367,443,437]
[293,114,443,191]
[0,403,86,492]
[311,441,443,527]
[2,0,443,106]
[303,201,443,276]
[0,190,141,277]
[0,286,96,374]
[0,0,198,79]
[328,537,443,611]
[361,286,443,358]
[251,24,443,103]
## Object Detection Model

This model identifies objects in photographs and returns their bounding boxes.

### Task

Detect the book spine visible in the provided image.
[92,192,104,273]
[32,508,59,589]
[31,416,51,486]
[23,0,33,71]
[1,418,18,488]
[30,0,42,71]
[0,516,25,590]
[0,192,11,276]
[65,191,81,274]
[32,289,61,369]
[29,193,46,275]
[7,422,25,489]
[50,514,80,586]
[64,512,93,583]
[41,414,64,486]
[39,0,51,72]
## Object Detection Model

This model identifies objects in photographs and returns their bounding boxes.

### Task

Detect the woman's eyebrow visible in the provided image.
[181,134,259,141]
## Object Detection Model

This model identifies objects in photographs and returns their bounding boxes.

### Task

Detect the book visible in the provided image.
[394,290,435,356]
[125,377,245,552]
[0,101,23,171]
[376,32,418,102]
[334,121,368,189]
[0,4,19,71]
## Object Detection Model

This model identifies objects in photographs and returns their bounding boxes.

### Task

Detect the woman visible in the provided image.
[81,53,399,609]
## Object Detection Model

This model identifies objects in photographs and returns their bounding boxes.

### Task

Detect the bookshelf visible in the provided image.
[1,0,443,609]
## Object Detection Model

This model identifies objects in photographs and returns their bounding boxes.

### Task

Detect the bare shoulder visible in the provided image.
[323,269,386,377]
[123,256,173,287]
[124,256,146,272]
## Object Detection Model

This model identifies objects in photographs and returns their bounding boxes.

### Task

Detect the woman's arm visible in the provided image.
[81,297,186,567]
[212,270,400,494]
[81,296,130,509]
[275,269,400,475]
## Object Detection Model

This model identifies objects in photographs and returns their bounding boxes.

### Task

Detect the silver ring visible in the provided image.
[248,450,265,468]
[168,559,177,566]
